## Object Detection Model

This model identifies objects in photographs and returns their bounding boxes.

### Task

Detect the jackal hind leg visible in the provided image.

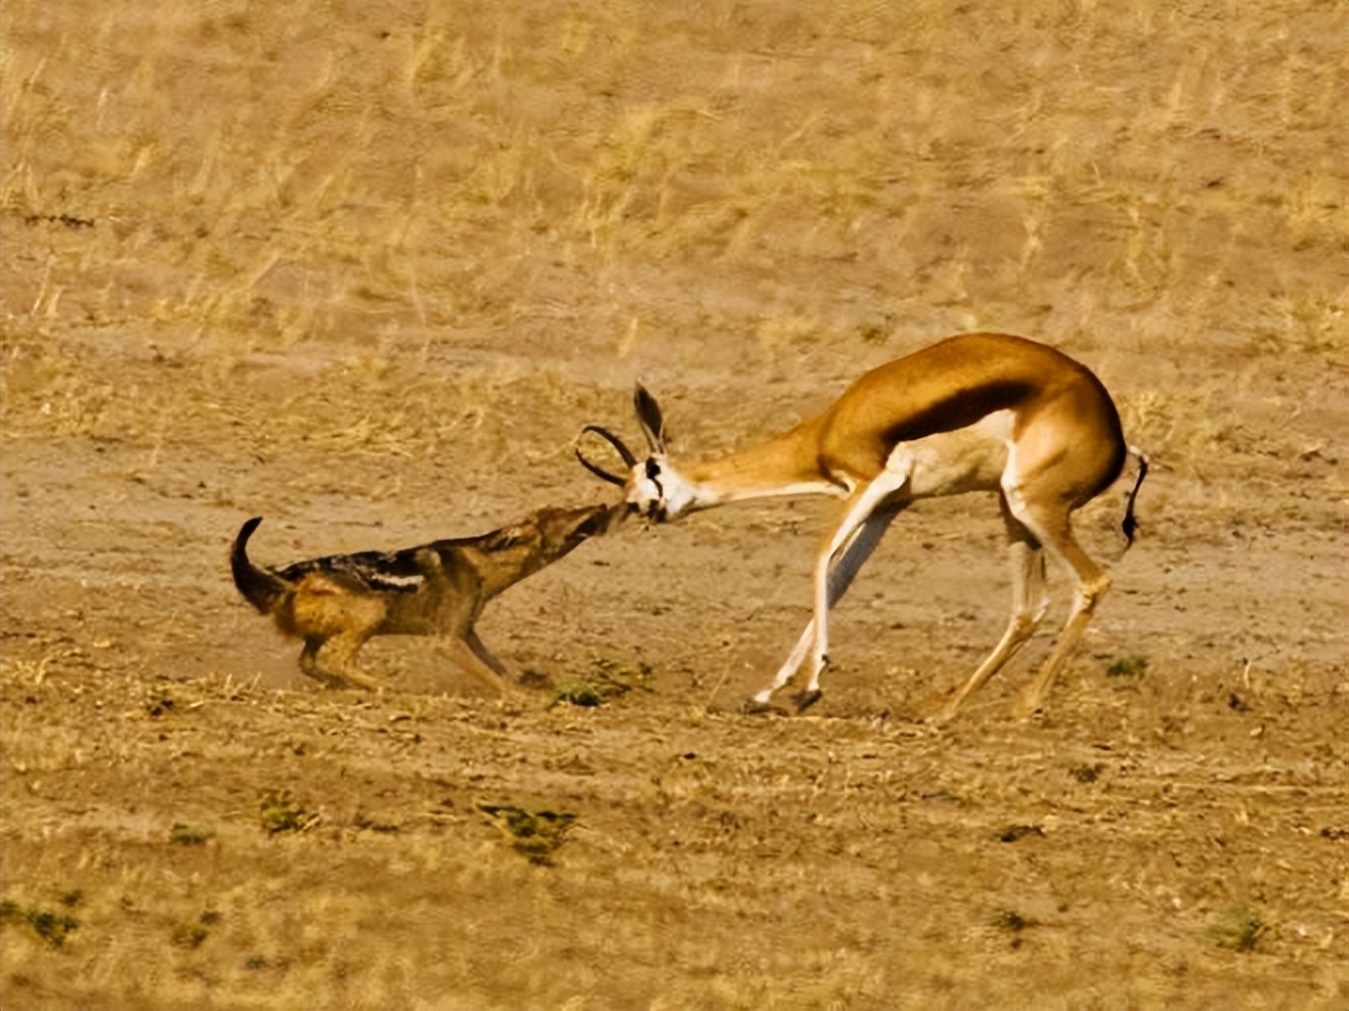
[298,633,382,691]
[299,636,345,689]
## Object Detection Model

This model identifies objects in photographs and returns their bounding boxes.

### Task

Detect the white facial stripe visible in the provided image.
[625,456,701,520]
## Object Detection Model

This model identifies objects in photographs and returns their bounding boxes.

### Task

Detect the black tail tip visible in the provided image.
[1121,513,1139,547]
[237,516,264,540]
[1120,448,1149,549]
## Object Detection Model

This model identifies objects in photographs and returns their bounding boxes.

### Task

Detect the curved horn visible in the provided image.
[575,425,637,486]
[574,447,626,486]
[580,425,637,467]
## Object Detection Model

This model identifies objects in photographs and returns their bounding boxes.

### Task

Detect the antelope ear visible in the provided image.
[633,383,667,454]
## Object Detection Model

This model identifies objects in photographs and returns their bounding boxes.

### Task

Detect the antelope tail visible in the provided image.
[1120,446,1150,549]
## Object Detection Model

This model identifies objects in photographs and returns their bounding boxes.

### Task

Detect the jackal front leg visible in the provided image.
[464,628,526,683]
[438,634,524,696]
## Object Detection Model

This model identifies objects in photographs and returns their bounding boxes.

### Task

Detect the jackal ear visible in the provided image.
[633,383,667,454]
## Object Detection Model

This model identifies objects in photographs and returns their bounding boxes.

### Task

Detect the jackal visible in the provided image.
[231,503,623,692]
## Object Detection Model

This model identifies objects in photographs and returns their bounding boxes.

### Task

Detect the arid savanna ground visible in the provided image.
[2,2,1346,1008]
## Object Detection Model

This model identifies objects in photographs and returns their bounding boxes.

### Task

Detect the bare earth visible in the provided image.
[2,2,1346,1008]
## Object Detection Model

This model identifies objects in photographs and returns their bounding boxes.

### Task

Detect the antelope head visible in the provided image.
[576,385,697,522]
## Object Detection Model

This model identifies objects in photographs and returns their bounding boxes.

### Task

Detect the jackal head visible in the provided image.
[473,502,624,594]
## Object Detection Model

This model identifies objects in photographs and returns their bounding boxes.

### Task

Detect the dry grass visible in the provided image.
[3,664,1346,1010]
[3,1,1343,497]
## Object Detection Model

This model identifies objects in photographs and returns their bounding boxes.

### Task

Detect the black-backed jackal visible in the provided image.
[231,503,622,692]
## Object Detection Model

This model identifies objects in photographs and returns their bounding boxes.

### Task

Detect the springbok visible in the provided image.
[231,503,623,692]
[577,332,1147,717]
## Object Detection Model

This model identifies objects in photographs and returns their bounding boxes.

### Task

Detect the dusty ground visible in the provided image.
[2,1,1346,1008]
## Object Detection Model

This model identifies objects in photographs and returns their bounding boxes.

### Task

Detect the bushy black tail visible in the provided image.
[231,517,290,614]
[1121,447,1150,549]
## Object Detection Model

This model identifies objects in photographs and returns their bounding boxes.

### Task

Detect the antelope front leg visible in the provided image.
[745,494,904,714]
[797,491,906,710]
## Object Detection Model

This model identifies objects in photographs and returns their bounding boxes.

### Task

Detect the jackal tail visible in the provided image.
[231,517,291,614]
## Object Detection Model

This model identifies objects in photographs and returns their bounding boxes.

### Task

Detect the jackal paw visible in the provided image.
[311,672,353,691]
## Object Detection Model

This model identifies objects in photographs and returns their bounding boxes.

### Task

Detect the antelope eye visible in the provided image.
[645,459,661,480]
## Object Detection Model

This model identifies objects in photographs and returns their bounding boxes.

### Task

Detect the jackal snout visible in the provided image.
[546,501,628,545]
[480,502,626,586]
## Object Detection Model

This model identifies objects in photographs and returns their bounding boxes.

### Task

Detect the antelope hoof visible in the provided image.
[1009,687,1050,719]
[930,700,960,724]
[1011,699,1046,721]
[794,689,823,713]
[740,697,774,716]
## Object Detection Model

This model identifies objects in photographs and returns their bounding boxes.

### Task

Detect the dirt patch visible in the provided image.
[3,1,1346,1008]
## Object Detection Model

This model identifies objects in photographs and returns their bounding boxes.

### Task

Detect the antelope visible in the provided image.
[231,503,624,692]
[577,332,1148,717]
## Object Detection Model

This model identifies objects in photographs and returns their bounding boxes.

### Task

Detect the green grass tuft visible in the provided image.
[1105,655,1148,678]
[0,899,81,948]
[479,804,578,866]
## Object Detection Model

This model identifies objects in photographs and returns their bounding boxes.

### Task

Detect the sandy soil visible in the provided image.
[2,1,1346,1008]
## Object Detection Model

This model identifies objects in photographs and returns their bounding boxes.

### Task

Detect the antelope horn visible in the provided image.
[575,448,625,487]
[580,425,638,466]
[575,425,637,486]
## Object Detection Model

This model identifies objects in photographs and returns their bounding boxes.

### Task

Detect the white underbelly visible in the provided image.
[884,409,1012,499]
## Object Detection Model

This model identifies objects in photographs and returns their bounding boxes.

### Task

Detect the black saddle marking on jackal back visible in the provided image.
[276,548,430,594]
[264,505,611,599]
[270,528,534,595]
